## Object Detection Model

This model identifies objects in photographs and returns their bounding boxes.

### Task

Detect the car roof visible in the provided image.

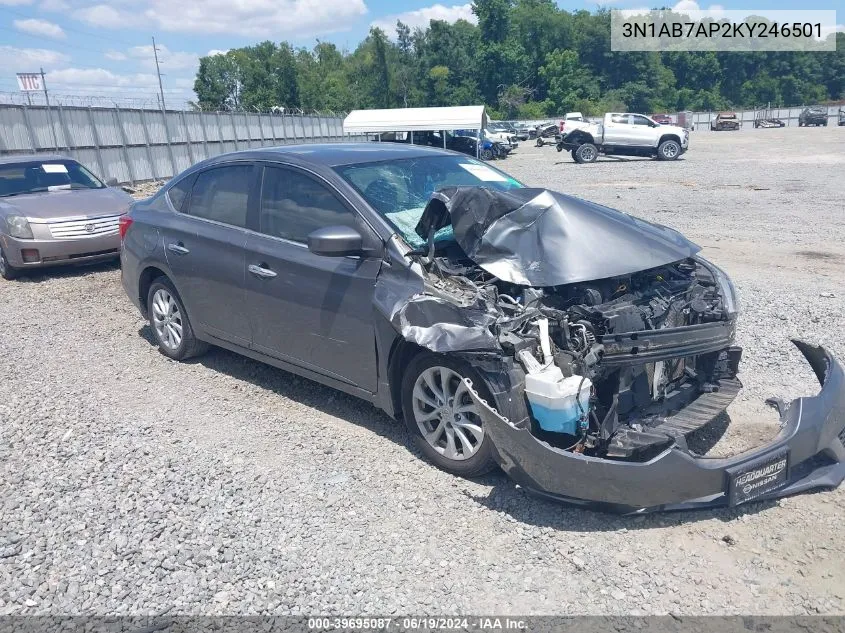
[0,154,74,165]
[201,142,455,169]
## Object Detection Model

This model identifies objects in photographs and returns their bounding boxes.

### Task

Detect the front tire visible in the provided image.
[574,143,598,164]
[480,148,494,161]
[657,139,681,161]
[401,352,497,478]
[146,277,208,361]
[536,138,544,147]
[0,247,18,281]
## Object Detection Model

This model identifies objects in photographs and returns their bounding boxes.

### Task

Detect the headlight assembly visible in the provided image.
[6,215,33,239]
[697,257,740,318]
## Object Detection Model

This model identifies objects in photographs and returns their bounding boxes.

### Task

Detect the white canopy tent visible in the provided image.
[343,106,487,157]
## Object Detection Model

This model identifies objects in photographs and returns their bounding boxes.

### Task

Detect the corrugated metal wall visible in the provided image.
[0,105,355,184]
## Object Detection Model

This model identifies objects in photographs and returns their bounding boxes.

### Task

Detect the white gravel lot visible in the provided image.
[1,127,844,617]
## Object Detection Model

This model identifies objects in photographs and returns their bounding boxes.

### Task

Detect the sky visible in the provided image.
[0,0,841,107]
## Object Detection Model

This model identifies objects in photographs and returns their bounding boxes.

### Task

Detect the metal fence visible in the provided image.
[506,103,843,130]
[0,104,358,185]
[687,105,843,130]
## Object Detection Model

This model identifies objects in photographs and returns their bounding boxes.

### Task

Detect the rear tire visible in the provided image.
[0,247,18,281]
[574,143,598,164]
[401,352,497,478]
[146,276,209,361]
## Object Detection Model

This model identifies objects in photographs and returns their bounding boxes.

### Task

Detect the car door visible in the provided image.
[628,114,657,146]
[243,164,381,391]
[166,162,257,347]
[602,114,634,145]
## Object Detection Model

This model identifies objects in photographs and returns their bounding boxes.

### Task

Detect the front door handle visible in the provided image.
[167,242,190,256]
[248,263,277,279]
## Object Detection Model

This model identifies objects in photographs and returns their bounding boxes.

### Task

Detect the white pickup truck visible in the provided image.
[556,112,689,163]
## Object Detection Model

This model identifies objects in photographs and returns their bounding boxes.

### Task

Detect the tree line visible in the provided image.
[193,0,845,118]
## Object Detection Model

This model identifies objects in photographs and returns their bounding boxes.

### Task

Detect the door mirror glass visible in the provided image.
[307,225,364,257]
[106,177,119,187]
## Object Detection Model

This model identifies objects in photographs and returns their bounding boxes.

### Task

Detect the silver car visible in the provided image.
[0,154,133,280]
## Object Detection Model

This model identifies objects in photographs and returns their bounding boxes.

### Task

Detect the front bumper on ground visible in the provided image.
[1,232,120,269]
[467,340,845,513]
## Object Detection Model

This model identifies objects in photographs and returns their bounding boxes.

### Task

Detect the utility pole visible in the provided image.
[152,36,166,112]
[40,67,59,149]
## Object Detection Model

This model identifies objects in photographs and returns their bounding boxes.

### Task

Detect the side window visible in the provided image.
[610,114,628,124]
[186,165,252,228]
[260,166,359,244]
[631,115,651,126]
[167,174,194,212]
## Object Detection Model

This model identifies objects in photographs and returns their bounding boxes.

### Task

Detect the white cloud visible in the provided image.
[39,0,69,10]
[672,0,699,10]
[371,3,476,34]
[671,1,726,17]
[0,0,34,6]
[128,44,199,71]
[1,45,69,69]
[819,23,845,39]
[142,0,367,37]
[14,18,66,39]
[74,4,135,28]
[104,50,128,61]
[44,68,196,102]
[47,67,158,88]
[207,49,229,56]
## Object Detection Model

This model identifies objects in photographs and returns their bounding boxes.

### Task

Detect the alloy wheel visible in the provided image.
[662,142,679,159]
[411,366,485,461]
[579,145,596,162]
[151,288,183,351]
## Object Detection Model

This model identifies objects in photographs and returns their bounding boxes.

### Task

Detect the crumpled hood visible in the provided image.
[0,187,133,221]
[415,186,700,287]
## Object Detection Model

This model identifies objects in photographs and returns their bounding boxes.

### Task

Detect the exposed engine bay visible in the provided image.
[374,186,845,511]
[418,242,741,460]
[390,186,742,462]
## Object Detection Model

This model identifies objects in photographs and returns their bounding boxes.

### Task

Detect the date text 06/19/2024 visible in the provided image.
[307,617,529,631]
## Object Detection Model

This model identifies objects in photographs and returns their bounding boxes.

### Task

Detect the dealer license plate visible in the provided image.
[727,449,789,506]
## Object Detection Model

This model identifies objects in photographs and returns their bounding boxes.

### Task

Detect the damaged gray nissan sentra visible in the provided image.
[120,143,845,512]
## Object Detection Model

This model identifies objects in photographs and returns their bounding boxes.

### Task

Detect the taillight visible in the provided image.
[119,215,133,241]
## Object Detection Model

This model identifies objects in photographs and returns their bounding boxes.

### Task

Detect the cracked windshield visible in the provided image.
[337,155,523,247]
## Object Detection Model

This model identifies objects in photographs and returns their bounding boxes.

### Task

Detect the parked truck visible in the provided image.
[556,113,689,163]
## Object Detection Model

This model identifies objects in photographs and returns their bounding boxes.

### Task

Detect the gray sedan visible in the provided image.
[0,155,133,280]
[120,143,845,513]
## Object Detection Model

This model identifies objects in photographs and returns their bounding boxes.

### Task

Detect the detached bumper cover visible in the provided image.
[467,340,845,512]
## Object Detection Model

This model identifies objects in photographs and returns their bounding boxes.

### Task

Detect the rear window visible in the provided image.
[166,175,194,211]
[185,165,253,228]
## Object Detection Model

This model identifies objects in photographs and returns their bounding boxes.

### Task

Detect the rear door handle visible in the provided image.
[167,242,190,256]
[248,264,277,279]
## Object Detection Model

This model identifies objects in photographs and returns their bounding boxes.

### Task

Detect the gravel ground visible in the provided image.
[1,127,844,617]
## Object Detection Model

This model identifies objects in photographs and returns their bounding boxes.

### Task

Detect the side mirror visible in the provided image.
[106,177,119,187]
[307,225,364,257]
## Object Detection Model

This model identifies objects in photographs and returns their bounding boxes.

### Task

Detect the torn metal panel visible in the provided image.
[463,341,845,513]
[373,234,503,354]
[416,186,701,287]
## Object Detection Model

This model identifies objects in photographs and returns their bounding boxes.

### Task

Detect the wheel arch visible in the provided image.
[566,130,594,146]
[387,338,428,421]
[137,264,183,318]
[658,133,681,146]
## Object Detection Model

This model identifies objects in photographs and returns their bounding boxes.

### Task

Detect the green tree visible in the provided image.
[192,4,840,114]
[540,49,599,114]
